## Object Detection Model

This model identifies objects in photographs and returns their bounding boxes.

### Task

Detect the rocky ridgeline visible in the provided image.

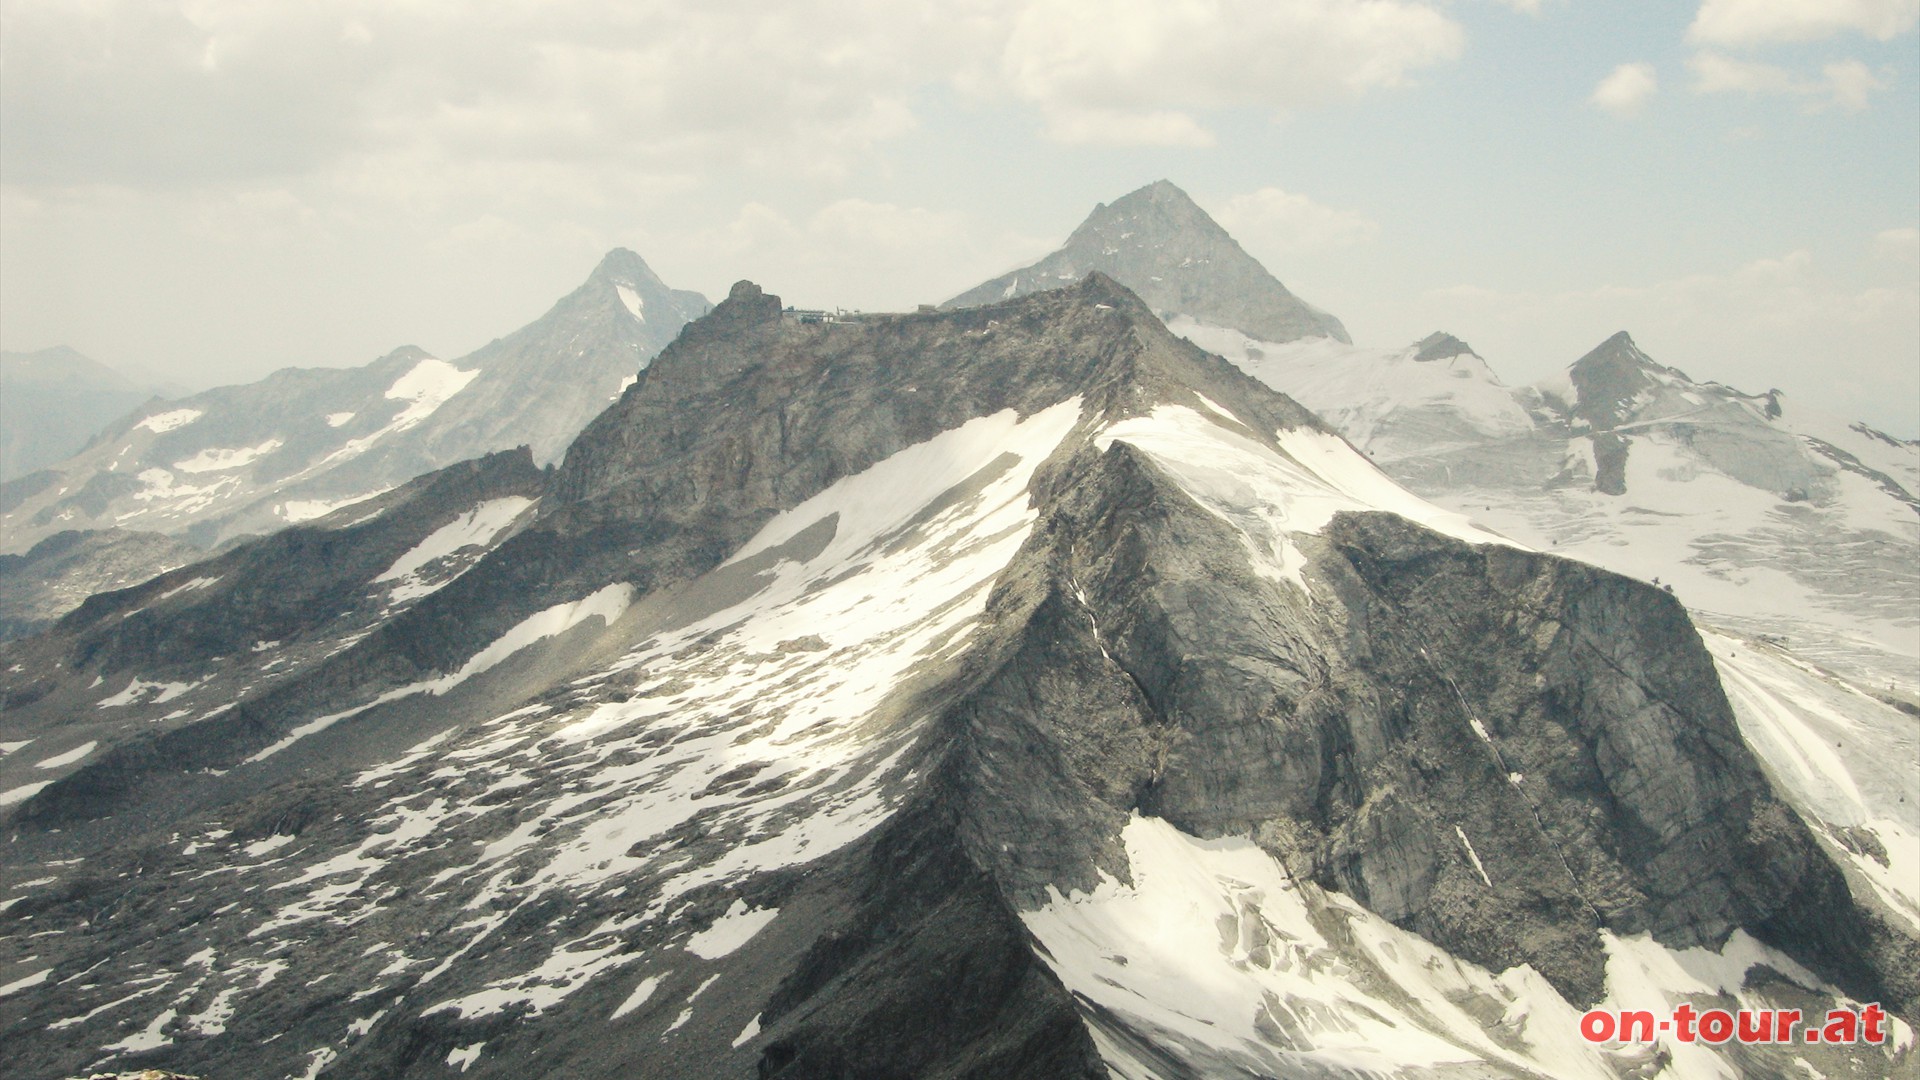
[0,276,1910,1078]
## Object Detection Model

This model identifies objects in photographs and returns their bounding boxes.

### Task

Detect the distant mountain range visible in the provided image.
[0,345,175,483]
[0,249,707,555]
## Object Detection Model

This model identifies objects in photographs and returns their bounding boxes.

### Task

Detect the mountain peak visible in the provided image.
[1078,179,1212,230]
[946,181,1349,345]
[587,247,664,289]
[1411,331,1478,363]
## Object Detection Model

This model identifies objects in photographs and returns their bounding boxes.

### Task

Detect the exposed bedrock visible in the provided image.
[938,439,1914,1015]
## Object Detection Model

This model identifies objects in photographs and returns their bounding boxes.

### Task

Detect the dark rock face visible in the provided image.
[939,432,1910,1013]
[1567,331,1671,433]
[1411,332,1476,364]
[946,180,1350,344]
[0,276,1909,1079]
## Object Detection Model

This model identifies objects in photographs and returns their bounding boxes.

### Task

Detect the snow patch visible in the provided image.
[377,496,534,602]
[0,967,51,997]
[732,1013,762,1047]
[34,741,97,769]
[1026,814,1882,1079]
[1097,405,1510,594]
[174,438,284,474]
[325,411,356,427]
[384,357,479,429]
[157,575,220,601]
[0,780,53,807]
[136,408,203,434]
[616,284,647,322]
[686,900,778,959]
[278,491,386,523]
[610,975,662,1020]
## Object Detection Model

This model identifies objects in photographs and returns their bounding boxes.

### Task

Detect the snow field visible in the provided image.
[1097,404,1509,595]
[1026,815,1905,1080]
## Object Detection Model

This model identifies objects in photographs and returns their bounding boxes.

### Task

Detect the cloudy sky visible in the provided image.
[3,0,1916,433]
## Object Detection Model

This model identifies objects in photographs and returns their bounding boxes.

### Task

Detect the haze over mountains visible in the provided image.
[0,182,1915,1079]
[0,346,176,483]
[0,249,707,555]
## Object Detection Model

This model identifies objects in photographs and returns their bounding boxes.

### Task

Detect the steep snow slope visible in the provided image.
[0,278,1910,1079]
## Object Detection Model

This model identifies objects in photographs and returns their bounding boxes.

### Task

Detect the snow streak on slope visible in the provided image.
[1099,404,1509,594]
[1026,816,1910,1080]
[376,497,536,603]
[1704,628,1920,932]
[43,401,1087,1070]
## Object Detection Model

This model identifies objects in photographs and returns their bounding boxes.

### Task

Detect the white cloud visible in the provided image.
[996,0,1464,146]
[1821,59,1884,110]
[1689,0,1920,46]
[1590,63,1659,117]
[1876,226,1920,262]
[1688,51,1886,110]
[0,0,1470,190]
[1216,188,1379,255]
[0,1,961,191]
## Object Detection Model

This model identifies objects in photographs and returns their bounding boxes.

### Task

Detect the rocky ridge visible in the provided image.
[1,276,1910,1079]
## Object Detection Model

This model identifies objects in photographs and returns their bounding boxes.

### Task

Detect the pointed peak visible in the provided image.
[1569,330,1662,380]
[1411,332,1477,363]
[587,247,663,289]
[1081,179,1216,233]
[1121,179,1198,207]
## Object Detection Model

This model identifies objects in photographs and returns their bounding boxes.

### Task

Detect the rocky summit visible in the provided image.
[0,277,1913,1079]
[946,180,1350,345]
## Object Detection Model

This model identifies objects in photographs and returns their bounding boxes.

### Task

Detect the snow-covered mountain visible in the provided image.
[1202,324,1919,694]
[947,179,1349,344]
[2,277,1911,1079]
[0,346,172,483]
[0,250,708,557]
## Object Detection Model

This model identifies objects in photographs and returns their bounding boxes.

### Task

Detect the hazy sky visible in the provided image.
[3,0,1916,434]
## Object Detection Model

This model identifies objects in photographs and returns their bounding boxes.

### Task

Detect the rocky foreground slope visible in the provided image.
[0,277,1913,1079]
